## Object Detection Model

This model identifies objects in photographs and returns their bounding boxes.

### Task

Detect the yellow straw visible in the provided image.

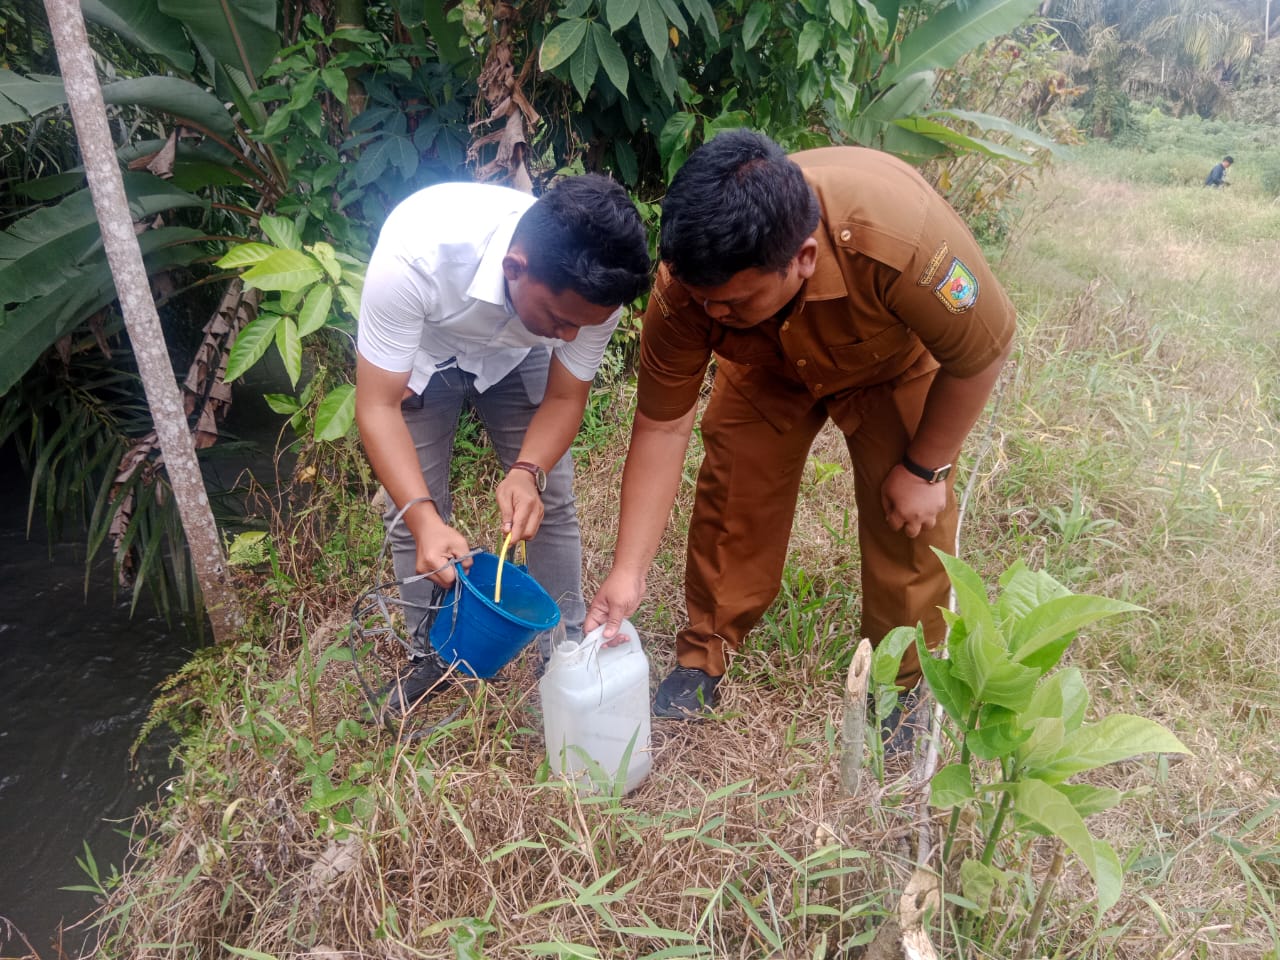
[494,531,513,605]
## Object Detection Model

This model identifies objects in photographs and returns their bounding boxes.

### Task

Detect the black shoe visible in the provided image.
[879,685,927,758]
[653,666,722,719]
[379,651,450,720]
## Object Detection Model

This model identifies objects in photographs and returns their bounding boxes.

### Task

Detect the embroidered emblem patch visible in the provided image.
[917,241,949,287]
[933,257,978,313]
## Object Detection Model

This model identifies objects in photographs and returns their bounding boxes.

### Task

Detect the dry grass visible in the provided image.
[43,159,1280,960]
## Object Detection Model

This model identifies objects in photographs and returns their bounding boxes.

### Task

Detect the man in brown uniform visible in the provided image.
[584,130,1015,738]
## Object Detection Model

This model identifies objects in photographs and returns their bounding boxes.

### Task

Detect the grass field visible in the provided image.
[61,145,1280,960]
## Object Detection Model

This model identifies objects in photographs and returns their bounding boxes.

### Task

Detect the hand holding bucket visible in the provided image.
[428,548,558,678]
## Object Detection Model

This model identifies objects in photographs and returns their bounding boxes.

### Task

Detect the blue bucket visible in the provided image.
[427,551,561,678]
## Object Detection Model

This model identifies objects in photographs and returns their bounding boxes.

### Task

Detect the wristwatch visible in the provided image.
[901,453,952,484]
[510,460,547,493]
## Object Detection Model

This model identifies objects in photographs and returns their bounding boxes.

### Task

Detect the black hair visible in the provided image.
[659,129,820,287]
[1224,155,1234,164]
[510,173,651,306]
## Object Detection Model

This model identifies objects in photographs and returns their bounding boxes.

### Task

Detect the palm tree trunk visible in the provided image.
[43,0,245,644]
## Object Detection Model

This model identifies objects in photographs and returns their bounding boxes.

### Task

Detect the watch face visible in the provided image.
[933,464,951,483]
[534,467,547,492]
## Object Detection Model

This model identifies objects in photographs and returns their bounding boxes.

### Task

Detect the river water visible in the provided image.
[0,456,193,957]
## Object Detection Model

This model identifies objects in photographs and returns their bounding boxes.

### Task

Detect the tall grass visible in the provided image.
[50,135,1280,959]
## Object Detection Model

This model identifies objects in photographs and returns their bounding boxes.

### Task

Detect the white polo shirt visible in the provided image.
[357,182,621,394]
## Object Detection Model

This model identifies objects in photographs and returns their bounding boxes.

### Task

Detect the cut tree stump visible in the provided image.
[840,638,873,796]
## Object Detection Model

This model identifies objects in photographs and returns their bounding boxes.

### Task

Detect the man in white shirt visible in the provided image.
[356,175,650,707]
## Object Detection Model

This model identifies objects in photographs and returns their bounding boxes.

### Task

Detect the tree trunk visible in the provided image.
[43,0,245,644]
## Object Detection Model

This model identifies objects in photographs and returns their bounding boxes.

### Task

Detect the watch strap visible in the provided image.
[901,453,952,484]
[511,460,546,492]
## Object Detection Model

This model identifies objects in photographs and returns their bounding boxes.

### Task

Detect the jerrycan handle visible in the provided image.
[582,619,640,664]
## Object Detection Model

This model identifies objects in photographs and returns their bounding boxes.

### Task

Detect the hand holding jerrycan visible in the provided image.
[539,620,651,794]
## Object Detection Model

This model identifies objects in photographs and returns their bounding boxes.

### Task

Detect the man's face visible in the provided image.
[679,239,818,328]
[503,253,616,342]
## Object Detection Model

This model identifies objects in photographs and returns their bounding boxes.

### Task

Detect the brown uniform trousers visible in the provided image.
[679,355,956,688]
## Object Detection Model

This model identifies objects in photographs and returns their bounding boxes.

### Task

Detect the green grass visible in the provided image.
[63,129,1280,960]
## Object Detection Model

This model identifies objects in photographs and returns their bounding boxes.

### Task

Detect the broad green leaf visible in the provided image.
[336,284,362,318]
[830,0,854,29]
[241,249,324,292]
[857,71,936,125]
[658,111,696,165]
[967,703,1030,760]
[654,0,688,35]
[796,19,825,65]
[871,0,900,37]
[224,313,282,382]
[385,134,419,180]
[928,109,1060,153]
[592,23,630,94]
[959,859,1007,912]
[949,619,1037,712]
[0,175,203,303]
[568,31,601,101]
[0,69,67,119]
[879,0,1040,86]
[540,19,590,71]
[320,66,348,105]
[1005,778,1096,875]
[637,0,669,61]
[307,242,342,283]
[1056,783,1127,819]
[275,316,301,388]
[353,136,391,187]
[684,0,719,38]
[742,2,771,50]
[606,0,640,31]
[612,139,639,185]
[871,625,918,687]
[157,0,279,79]
[893,117,1034,164]
[855,0,890,45]
[934,550,992,627]
[1023,667,1088,731]
[996,559,1068,629]
[215,242,275,269]
[929,762,974,809]
[1010,594,1142,670]
[1013,716,1064,771]
[916,641,971,726]
[1093,839,1124,914]
[0,228,200,395]
[1030,715,1190,784]
[81,0,195,72]
[101,76,236,140]
[315,384,356,441]
[259,214,301,251]
[263,393,300,414]
[705,109,753,139]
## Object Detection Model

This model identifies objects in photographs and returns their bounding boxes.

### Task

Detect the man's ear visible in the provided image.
[795,238,819,280]
[502,249,528,283]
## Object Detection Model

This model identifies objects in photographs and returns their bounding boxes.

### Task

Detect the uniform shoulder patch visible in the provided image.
[917,241,949,287]
[933,257,978,313]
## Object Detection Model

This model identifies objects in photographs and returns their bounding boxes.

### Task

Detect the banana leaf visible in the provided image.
[0,227,204,397]
[880,0,1041,87]
[81,0,196,73]
[0,173,205,304]
[157,0,279,81]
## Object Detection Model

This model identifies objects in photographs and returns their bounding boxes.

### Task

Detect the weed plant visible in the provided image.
[62,137,1280,959]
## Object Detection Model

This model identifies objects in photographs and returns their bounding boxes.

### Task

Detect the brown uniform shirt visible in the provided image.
[637,146,1017,433]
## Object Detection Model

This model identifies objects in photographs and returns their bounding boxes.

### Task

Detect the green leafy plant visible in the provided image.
[912,551,1189,954]
[215,216,366,442]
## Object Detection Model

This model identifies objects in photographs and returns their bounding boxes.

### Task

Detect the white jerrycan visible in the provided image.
[539,620,652,794]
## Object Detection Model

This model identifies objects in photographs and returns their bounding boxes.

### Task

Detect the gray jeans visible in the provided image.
[383,349,585,655]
